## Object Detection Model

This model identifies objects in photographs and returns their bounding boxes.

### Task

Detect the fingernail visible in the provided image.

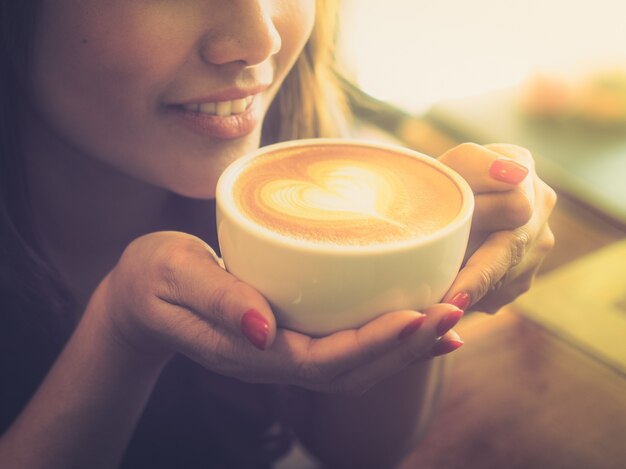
[489,158,529,184]
[241,309,269,351]
[436,309,464,337]
[449,291,471,311]
[431,338,464,357]
[397,315,426,340]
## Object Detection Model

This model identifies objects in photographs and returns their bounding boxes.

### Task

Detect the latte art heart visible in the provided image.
[233,144,463,246]
[260,162,405,227]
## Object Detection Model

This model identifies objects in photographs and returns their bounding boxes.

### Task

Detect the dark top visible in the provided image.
[0,288,293,468]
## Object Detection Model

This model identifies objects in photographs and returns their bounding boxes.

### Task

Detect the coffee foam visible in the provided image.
[233,144,463,246]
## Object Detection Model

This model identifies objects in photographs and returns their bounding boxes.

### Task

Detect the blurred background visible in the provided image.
[280,2,626,467]
[286,1,626,467]
[338,0,626,113]
[337,0,626,228]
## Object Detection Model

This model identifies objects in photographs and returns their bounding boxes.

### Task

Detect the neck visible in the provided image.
[21,109,218,311]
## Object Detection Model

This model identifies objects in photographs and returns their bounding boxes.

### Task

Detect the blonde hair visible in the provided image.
[261,0,350,144]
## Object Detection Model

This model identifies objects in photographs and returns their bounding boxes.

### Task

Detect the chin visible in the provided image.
[145,133,263,199]
[164,177,219,200]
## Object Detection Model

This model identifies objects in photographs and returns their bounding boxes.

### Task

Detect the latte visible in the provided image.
[216,139,474,335]
[232,143,463,246]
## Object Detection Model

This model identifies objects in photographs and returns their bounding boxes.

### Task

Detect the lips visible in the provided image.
[181,96,254,116]
[167,85,269,139]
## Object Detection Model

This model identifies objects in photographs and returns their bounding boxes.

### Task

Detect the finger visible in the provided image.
[253,305,460,391]
[471,224,554,313]
[442,228,532,310]
[485,143,536,208]
[323,305,462,391]
[472,190,533,231]
[153,235,277,350]
[295,309,429,382]
[197,310,427,387]
[431,329,465,357]
[445,184,549,312]
[177,303,462,393]
[471,264,539,314]
[327,305,465,395]
[438,142,529,193]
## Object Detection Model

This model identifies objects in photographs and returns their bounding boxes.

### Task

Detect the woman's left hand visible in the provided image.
[438,143,557,313]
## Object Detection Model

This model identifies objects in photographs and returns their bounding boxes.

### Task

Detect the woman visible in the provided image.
[0,0,555,467]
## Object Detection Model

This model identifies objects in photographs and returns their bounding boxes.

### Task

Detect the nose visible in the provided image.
[198,1,282,66]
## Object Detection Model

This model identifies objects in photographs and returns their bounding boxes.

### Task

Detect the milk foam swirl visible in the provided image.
[233,144,463,246]
[260,161,405,227]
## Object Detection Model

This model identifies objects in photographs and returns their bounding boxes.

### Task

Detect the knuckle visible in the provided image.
[538,227,556,253]
[507,194,533,227]
[153,246,192,300]
[476,264,500,297]
[543,183,558,211]
[509,230,531,268]
[206,282,232,324]
[150,235,223,307]
[153,236,197,276]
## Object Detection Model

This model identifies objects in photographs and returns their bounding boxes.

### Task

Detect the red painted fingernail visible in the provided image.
[489,158,529,184]
[436,309,464,337]
[398,315,426,340]
[241,309,269,351]
[449,291,471,311]
[431,339,464,357]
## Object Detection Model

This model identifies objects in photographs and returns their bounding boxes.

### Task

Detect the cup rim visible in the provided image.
[216,138,474,254]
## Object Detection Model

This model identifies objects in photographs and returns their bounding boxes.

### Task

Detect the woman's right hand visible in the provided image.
[96,231,463,396]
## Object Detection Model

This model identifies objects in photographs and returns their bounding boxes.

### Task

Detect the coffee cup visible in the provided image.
[216,139,474,337]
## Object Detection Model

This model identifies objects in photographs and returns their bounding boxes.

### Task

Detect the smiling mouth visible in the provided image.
[179,96,255,117]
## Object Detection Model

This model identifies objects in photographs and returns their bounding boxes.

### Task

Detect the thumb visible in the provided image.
[158,240,277,351]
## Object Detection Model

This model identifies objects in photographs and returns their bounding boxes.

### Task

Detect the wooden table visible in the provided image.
[399,192,626,469]
[399,311,626,469]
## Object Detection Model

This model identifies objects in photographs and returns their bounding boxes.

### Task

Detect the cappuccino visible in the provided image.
[216,139,474,336]
[232,143,463,246]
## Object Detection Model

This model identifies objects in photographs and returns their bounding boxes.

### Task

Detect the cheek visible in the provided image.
[31,3,190,125]
[28,2,201,180]
[274,1,316,70]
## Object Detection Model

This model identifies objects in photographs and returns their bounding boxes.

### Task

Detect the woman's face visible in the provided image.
[28,0,315,198]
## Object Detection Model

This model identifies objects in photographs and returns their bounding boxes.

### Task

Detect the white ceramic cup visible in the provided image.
[216,139,474,337]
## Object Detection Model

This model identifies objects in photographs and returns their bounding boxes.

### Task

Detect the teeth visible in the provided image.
[230,98,247,113]
[216,100,231,116]
[184,97,252,116]
[199,102,216,114]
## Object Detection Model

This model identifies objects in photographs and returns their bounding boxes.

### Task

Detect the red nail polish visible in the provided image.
[398,315,426,340]
[431,339,464,357]
[449,291,471,311]
[241,309,269,350]
[436,309,464,337]
[489,158,529,184]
